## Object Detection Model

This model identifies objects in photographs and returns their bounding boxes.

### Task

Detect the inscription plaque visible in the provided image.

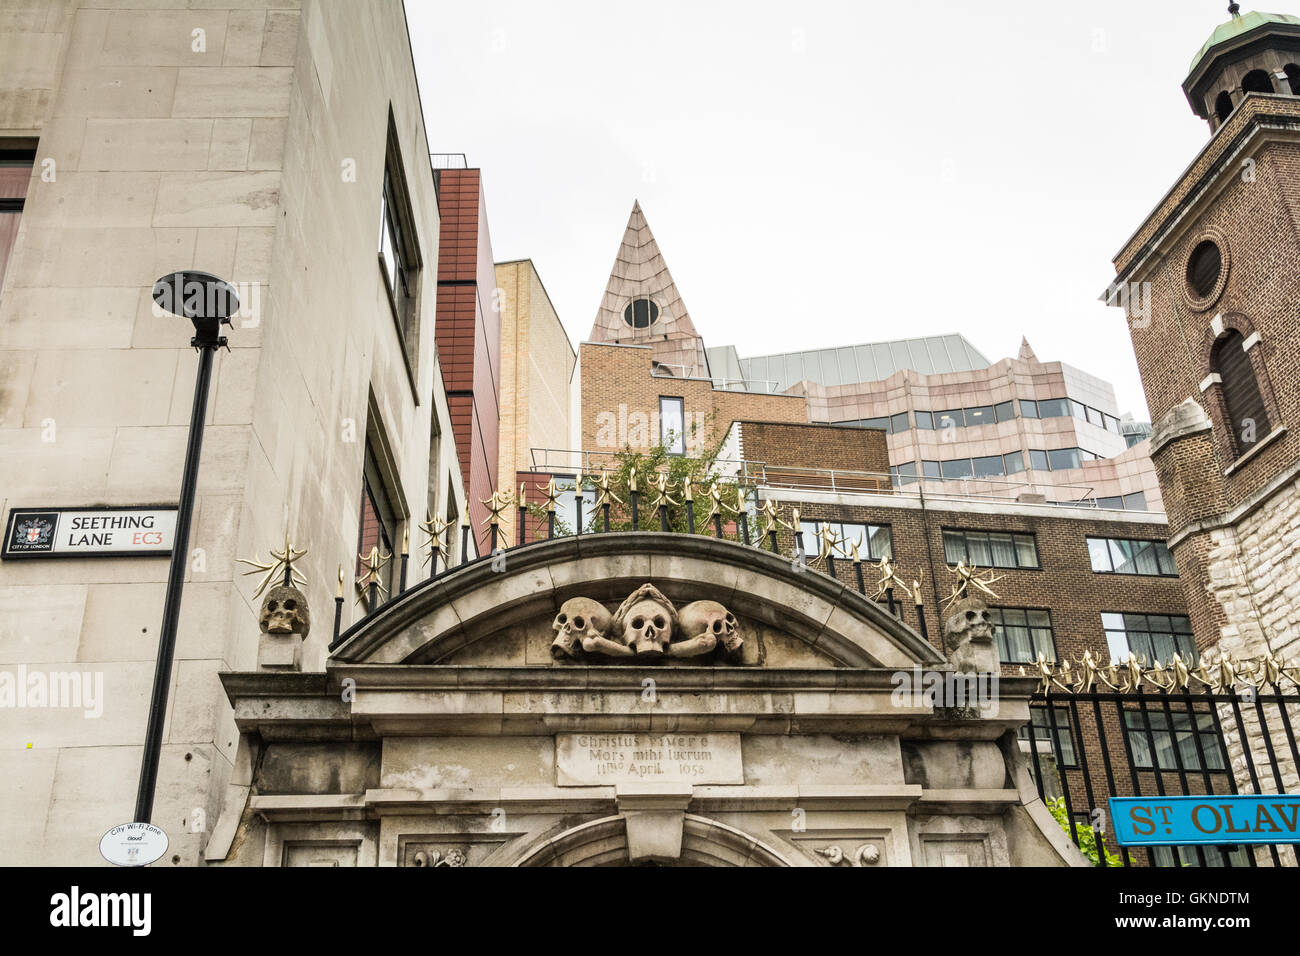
[556,733,743,786]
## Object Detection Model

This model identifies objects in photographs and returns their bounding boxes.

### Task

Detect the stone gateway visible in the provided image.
[208,535,1086,867]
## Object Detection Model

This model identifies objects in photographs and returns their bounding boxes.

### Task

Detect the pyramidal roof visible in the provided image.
[588,201,709,376]
[1018,336,1038,361]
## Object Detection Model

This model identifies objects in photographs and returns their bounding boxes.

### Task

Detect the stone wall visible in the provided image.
[1205,474,1300,844]
[0,0,465,866]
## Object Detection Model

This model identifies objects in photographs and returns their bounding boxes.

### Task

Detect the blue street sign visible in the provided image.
[1109,794,1300,846]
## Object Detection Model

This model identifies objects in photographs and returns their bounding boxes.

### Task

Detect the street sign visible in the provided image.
[1110,794,1300,846]
[2,506,177,559]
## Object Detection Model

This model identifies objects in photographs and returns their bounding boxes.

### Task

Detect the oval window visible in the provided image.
[623,298,659,329]
[1186,240,1222,299]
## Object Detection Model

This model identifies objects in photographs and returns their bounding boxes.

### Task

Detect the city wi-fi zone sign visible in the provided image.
[2,507,177,559]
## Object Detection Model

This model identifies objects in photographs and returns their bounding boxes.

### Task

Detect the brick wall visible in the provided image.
[739,420,891,472]
[580,342,806,456]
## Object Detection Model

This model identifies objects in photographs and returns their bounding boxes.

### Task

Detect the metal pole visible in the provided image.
[134,342,216,824]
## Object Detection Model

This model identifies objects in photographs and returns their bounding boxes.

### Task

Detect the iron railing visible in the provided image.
[1027,660,1300,867]
[328,474,932,650]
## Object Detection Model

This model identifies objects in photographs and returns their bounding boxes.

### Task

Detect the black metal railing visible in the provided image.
[1028,668,1300,867]
[328,479,932,650]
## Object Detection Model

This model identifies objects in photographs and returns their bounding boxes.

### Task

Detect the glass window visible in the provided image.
[990,606,1056,663]
[858,416,889,431]
[1087,538,1112,572]
[1103,612,1197,665]
[358,440,399,606]
[995,400,1016,423]
[1004,450,1025,474]
[379,171,411,310]
[921,460,941,479]
[377,131,421,365]
[554,475,597,535]
[943,529,1039,569]
[1069,399,1089,421]
[1104,414,1121,434]
[940,458,973,480]
[1096,495,1122,510]
[1122,491,1146,511]
[1015,534,1039,568]
[964,405,996,427]
[1037,398,1071,418]
[799,521,891,560]
[1047,447,1082,471]
[915,411,934,430]
[1108,538,1137,574]
[659,396,685,454]
[889,411,910,434]
[892,461,918,487]
[936,410,963,430]
[1125,710,1225,772]
[1019,399,1039,419]
[1020,706,1077,766]
[971,455,1005,478]
[1085,406,1103,427]
[0,147,34,298]
[1028,449,1050,472]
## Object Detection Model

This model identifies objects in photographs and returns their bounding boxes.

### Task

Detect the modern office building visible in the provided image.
[715,336,1161,511]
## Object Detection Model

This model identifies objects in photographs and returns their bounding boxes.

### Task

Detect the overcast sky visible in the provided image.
[406,0,1247,421]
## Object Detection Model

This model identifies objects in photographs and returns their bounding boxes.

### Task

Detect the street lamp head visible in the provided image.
[152,271,239,347]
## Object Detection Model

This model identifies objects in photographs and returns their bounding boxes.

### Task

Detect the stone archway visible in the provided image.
[513,814,793,867]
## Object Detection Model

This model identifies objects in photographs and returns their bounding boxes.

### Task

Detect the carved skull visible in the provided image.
[942,596,999,674]
[678,600,742,659]
[259,584,310,638]
[551,597,611,660]
[624,599,672,657]
[944,598,994,649]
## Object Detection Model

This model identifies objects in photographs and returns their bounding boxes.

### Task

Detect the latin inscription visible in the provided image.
[555,733,743,786]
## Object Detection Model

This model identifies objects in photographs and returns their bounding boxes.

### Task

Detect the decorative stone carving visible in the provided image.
[614,583,677,658]
[410,848,466,867]
[817,844,881,866]
[257,583,310,671]
[548,585,748,664]
[260,584,311,638]
[678,600,743,662]
[942,595,999,674]
[551,597,613,660]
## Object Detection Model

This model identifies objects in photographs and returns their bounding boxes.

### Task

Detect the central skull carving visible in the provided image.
[259,584,311,638]
[611,583,678,660]
[550,597,611,660]
[625,599,671,657]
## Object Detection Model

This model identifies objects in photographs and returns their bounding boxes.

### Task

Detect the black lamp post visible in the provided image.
[133,271,238,825]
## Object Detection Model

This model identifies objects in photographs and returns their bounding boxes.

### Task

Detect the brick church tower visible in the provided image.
[1108,6,1300,678]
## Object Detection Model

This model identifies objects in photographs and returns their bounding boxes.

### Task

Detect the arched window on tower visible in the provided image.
[1284,64,1300,94]
[1214,90,1235,123]
[1242,69,1275,95]
[1212,330,1271,454]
